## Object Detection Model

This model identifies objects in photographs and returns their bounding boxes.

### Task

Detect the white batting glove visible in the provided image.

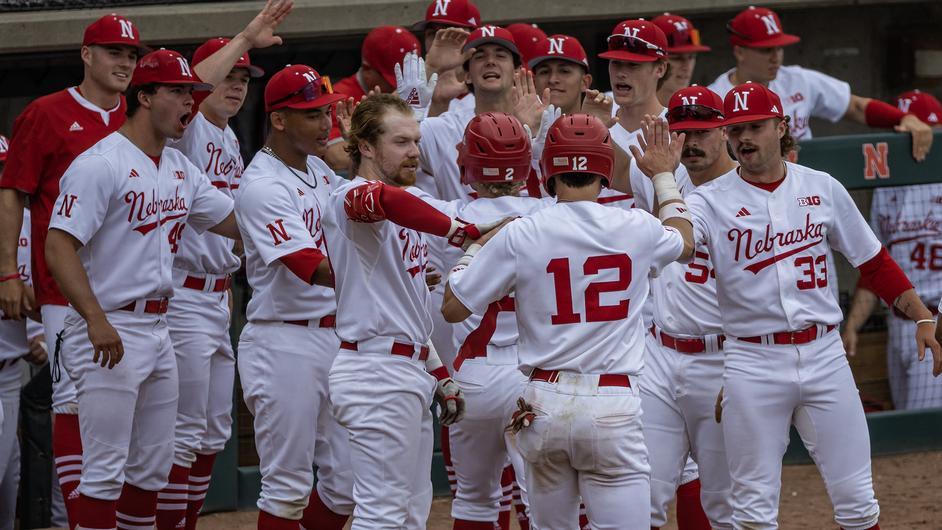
[530,104,561,166]
[435,377,466,426]
[395,52,438,121]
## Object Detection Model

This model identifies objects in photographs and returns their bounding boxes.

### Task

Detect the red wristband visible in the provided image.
[0,273,20,283]
[864,99,907,129]
[429,366,450,381]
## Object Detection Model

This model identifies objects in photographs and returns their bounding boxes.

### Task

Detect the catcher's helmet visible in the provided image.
[458,112,532,185]
[539,113,614,196]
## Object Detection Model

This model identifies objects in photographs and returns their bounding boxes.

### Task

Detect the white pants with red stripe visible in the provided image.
[722,331,879,530]
[641,334,732,529]
[515,373,650,530]
[61,308,178,499]
[238,322,354,520]
[43,304,79,413]
[449,354,528,523]
[167,282,235,467]
[329,349,436,529]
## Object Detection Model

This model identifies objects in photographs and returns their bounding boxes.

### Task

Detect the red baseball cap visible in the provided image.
[666,86,725,131]
[362,26,421,88]
[528,34,589,70]
[0,134,9,164]
[192,38,264,78]
[723,82,784,126]
[506,24,547,67]
[653,13,710,54]
[83,13,147,52]
[727,6,800,48]
[264,65,344,112]
[413,0,481,31]
[896,90,942,125]
[598,20,668,63]
[131,49,213,90]
[463,25,520,60]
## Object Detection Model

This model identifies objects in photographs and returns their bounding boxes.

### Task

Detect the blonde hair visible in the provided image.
[344,94,413,173]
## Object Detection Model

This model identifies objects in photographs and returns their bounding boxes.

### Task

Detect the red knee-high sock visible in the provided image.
[78,494,117,530]
[184,453,217,530]
[441,425,457,496]
[116,483,158,530]
[453,520,500,530]
[53,413,83,530]
[258,510,300,530]
[676,479,711,530]
[578,503,590,530]
[511,475,529,530]
[498,465,513,530]
[156,464,190,529]
[300,488,349,530]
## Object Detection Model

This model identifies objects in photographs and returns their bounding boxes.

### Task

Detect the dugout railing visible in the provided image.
[200,130,942,513]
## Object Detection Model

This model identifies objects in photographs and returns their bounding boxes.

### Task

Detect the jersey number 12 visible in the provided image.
[546,254,631,324]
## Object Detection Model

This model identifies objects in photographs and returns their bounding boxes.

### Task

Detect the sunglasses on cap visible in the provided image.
[667,104,725,124]
[667,28,703,48]
[269,75,335,107]
[606,34,665,56]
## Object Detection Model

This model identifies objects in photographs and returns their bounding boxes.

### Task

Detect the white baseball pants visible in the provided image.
[0,359,22,530]
[43,304,79,414]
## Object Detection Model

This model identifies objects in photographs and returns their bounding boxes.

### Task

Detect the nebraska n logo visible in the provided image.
[481,26,496,38]
[733,91,750,112]
[759,14,780,35]
[897,98,912,113]
[267,219,291,246]
[57,194,78,218]
[119,19,135,39]
[622,26,641,38]
[432,0,451,16]
[680,95,699,106]
[547,37,565,55]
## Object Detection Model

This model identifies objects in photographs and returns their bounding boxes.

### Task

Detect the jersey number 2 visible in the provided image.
[546,254,631,324]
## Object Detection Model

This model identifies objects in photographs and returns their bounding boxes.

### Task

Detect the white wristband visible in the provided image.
[915,319,937,326]
[652,172,683,203]
[659,202,692,223]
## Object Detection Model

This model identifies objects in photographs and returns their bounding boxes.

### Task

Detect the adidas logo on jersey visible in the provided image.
[736,207,751,217]
[69,121,84,132]
[297,188,305,197]
[68,488,80,500]
[128,168,140,178]
[406,88,421,106]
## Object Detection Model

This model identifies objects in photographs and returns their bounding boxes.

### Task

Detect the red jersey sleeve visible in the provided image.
[1,103,47,194]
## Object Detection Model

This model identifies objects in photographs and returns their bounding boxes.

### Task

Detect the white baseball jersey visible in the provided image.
[449,200,684,374]
[236,152,336,322]
[685,162,881,337]
[325,176,434,344]
[632,171,723,336]
[0,210,32,360]
[49,132,234,312]
[708,65,851,141]
[869,183,942,303]
[168,111,243,274]
[418,105,476,202]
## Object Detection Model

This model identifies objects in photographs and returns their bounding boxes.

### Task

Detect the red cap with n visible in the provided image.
[192,38,264,78]
[265,64,345,112]
[506,24,548,67]
[83,13,147,52]
[653,13,710,54]
[727,6,800,48]
[666,86,726,131]
[131,49,213,90]
[413,0,481,31]
[463,25,520,60]
[529,34,589,70]
[723,82,785,125]
[598,20,668,63]
[896,90,942,125]
[362,26,421,88]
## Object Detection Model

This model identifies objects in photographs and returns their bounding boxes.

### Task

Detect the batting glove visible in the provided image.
[435,377,466,426]
[395,52,438,121]
[529,104,561,166]
[506,397,535,434]
[445,218,503,250]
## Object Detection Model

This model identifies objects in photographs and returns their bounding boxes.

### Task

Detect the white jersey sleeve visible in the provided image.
[449,222,518,316]
[183,160,234,235]
[796,66,852,124]
[236,175,319,266]
[824,176,881,267]
[50,153,115,245]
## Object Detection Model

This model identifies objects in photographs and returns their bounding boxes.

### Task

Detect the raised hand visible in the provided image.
[581,89,617,128]
[239,0,293,49]
[512,69,550,132]
[628,115,684,178]
[425,27,472,74]
[395,52,438,117]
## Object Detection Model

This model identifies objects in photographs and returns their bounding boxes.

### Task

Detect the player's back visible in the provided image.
[496,200,682,375]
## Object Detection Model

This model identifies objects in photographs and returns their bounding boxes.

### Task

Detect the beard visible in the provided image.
[381,158,418,187]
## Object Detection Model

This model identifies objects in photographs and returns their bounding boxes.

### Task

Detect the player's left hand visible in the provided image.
[896,114,933,162]
[581,89,617,128]
[512,69,550,133]
[425,266,441,292]
[239,0,293,49]
[435,377,466,425]
[628,115,684,178]
[24,334,47,365]
[529,105,561,167]
[396,52,438,119]
[425,27,472,74]
[915,320,942,376]
[335,97,358,142]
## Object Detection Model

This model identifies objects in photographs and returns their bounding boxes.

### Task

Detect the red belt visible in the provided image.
[340,340,430,361]
[892,303,939,320]
[530,368,630,388]
[284,314,336,328]
[737,324,835,345]
[118,298,169,314]
[650,326,724,354]
[182,274,232,293]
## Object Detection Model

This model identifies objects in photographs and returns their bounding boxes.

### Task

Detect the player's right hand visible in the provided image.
[87,315,124,369]
[395,52,438,117]
[425,27,472,74]
[915,320,942,377]
[0,278,29,320]
[841,328,858,357]
[628,115,684,178]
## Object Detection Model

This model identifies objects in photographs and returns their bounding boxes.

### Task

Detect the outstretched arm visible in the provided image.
[844,95,932,162]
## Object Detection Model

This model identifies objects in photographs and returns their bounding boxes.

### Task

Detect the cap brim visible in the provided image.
[278,92,347,111]
[528,55,588,70]
[413,19,475,31]
[668,119,724,131]
[235,64,265,78]
[668,44,711,53]
[87,40,151,54]
[723,113,780,126]
[465,38,520,58]
[733,34,800,48]
[598,50,659,63]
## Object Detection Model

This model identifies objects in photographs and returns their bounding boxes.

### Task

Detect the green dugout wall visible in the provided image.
[201,131,942,512]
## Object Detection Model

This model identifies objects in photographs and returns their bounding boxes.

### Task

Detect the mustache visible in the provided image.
[682,147,705,158]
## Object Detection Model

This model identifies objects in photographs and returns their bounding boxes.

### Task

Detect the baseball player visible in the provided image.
[414,0,483,116]
[506,24,547,69]
[235,64,356,530]
[842,90,942,410]
[413,0,481,52]
[0,14,146,526]
[652,13,711,106]
[443,113,695,529]
[631,87,734,530]
[708,5,932,160]
[44,48,239,530]
[684,81,941,530]
[324,26,421,169]
[530,34,592,116]
[324,93,486,529]
[155,3,293,525]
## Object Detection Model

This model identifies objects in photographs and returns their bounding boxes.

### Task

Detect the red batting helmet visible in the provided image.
[540,114,614,196]
[457,113,532,185]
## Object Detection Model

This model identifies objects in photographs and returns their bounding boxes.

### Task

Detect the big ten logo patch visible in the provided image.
[205,142,236,177]
[797,195,821,207]
[399,228,429,278]
[862,142,890,180]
